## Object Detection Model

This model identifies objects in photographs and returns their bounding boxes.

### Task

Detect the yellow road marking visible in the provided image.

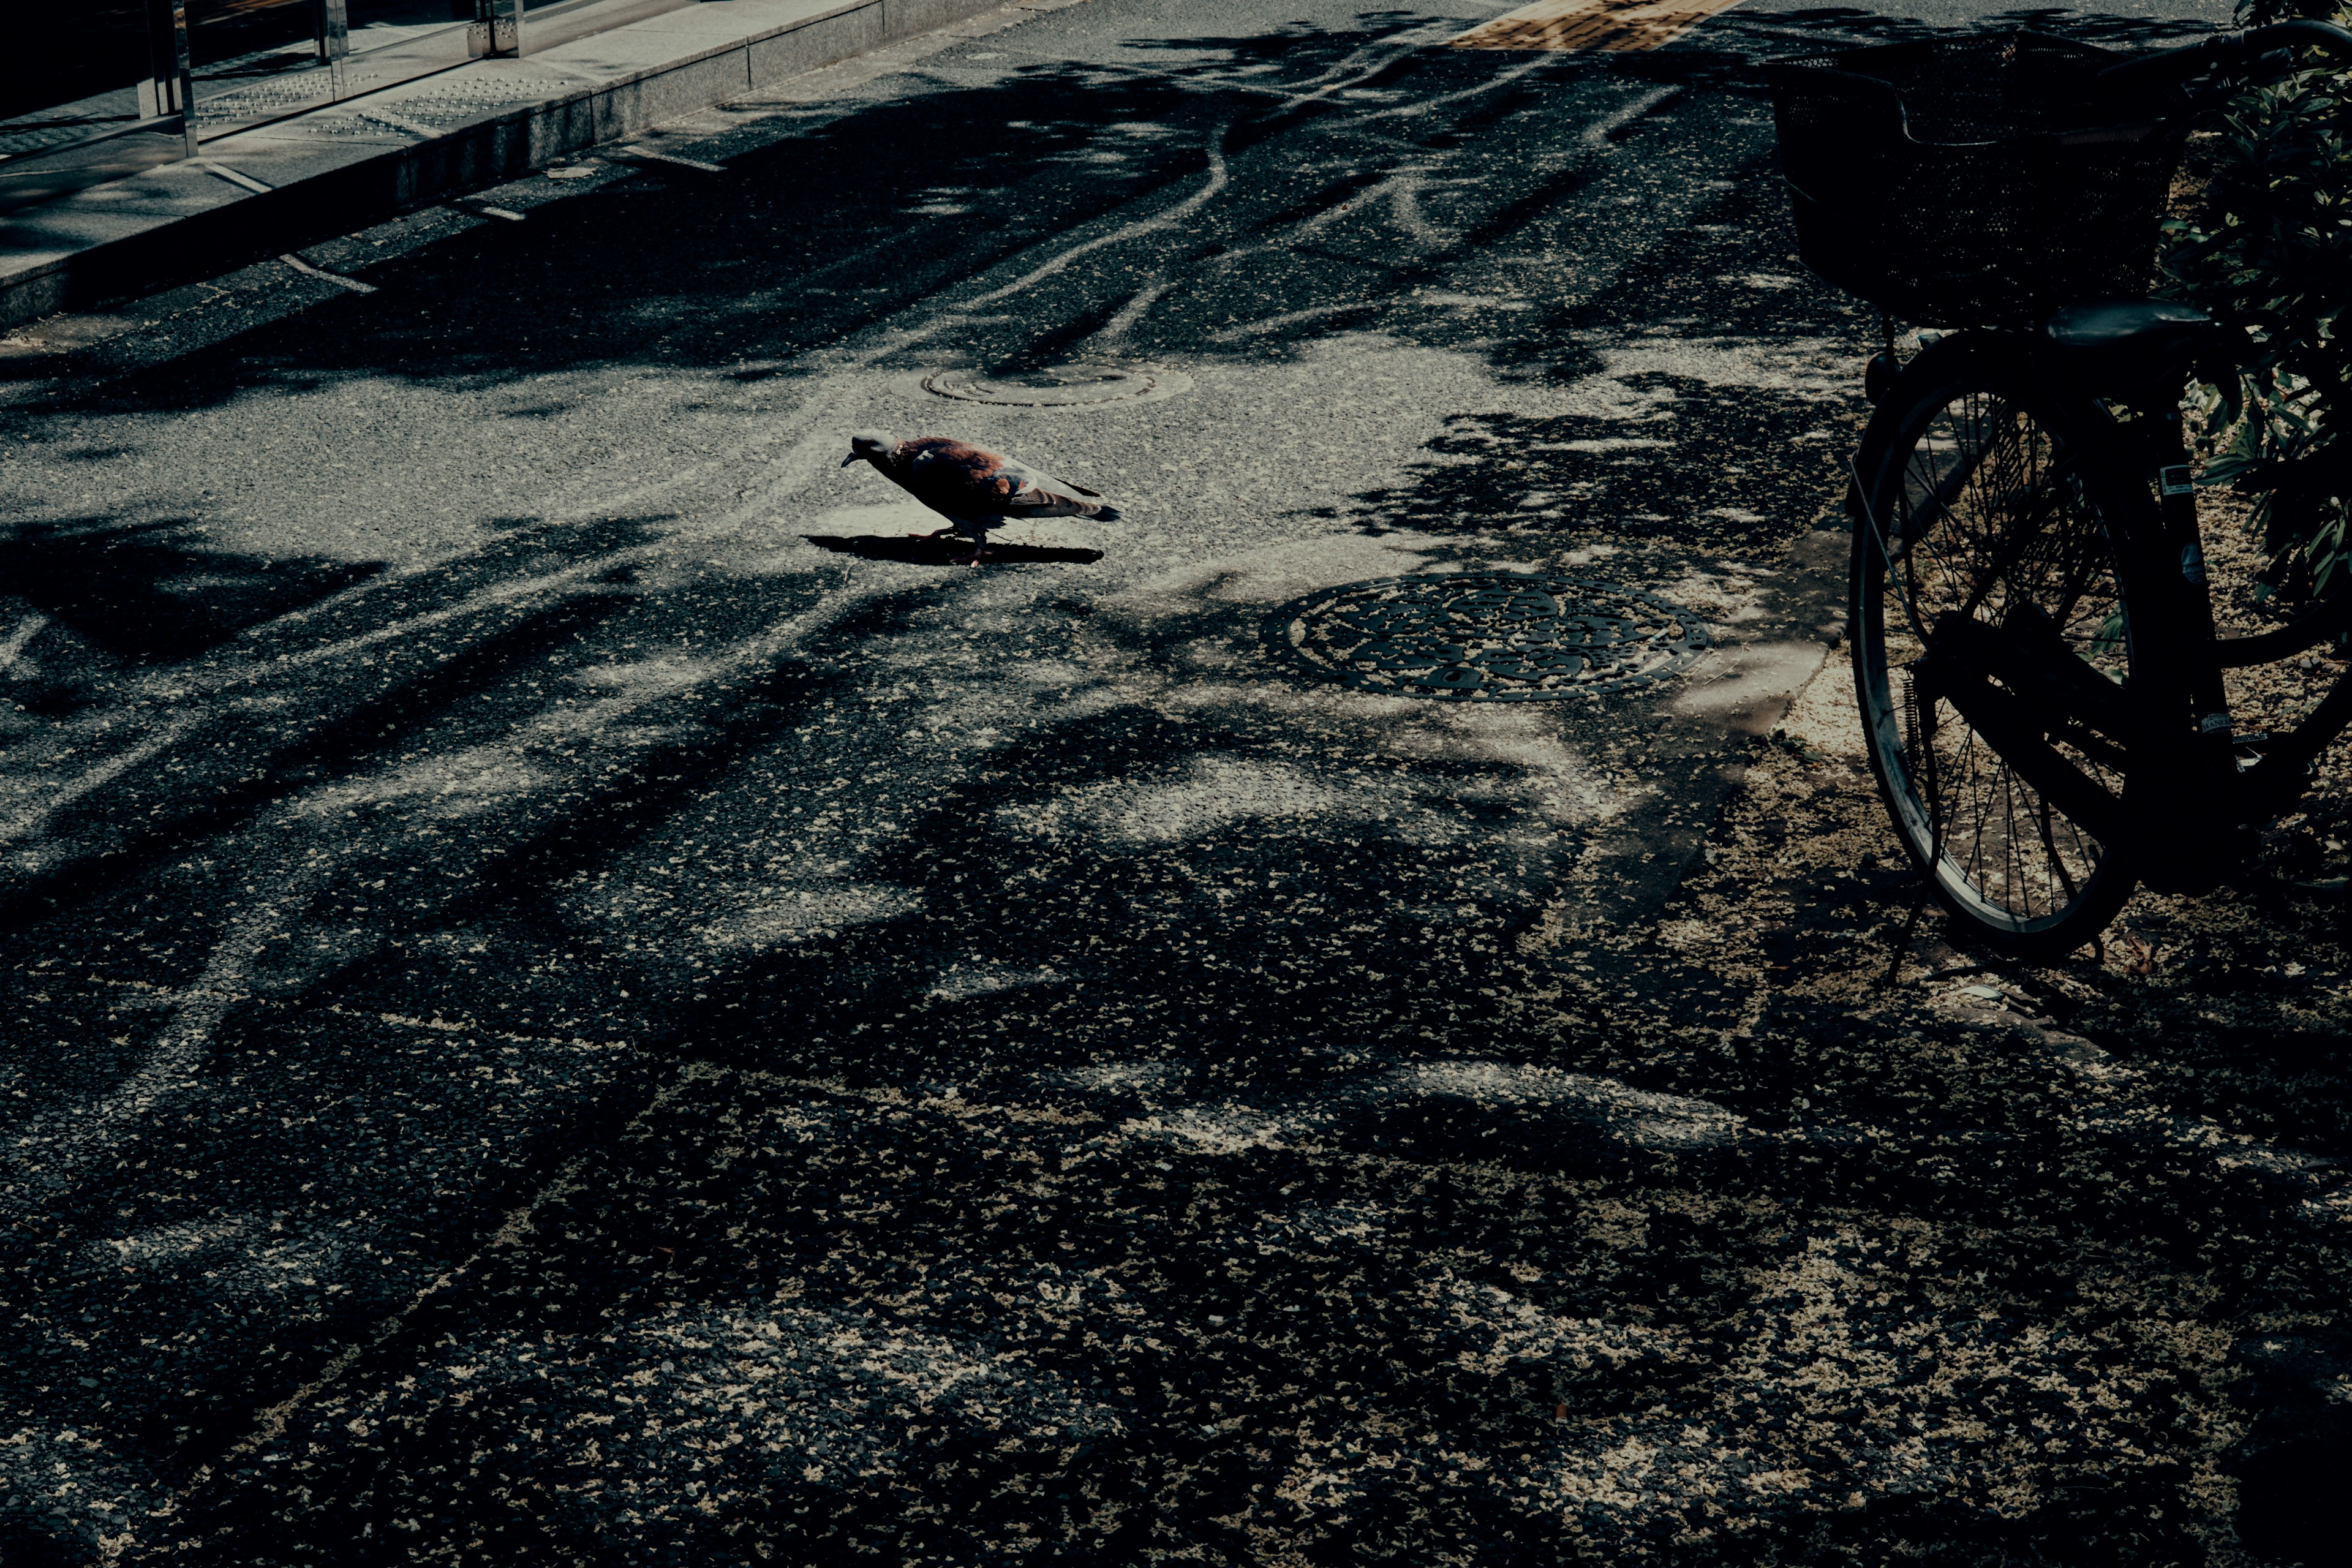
[1450,0,1746,52]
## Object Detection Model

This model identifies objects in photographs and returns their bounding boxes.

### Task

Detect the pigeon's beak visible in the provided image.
[840,452,861,467]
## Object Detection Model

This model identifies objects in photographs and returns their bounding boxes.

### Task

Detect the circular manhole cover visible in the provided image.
[912,363,1190,410]
[1267,572,1713,700]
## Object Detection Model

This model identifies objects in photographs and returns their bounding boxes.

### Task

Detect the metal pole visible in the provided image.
[470,0,524,58]
[317,0,350,95]
[141,0,200,157]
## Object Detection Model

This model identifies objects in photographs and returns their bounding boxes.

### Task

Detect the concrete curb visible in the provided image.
[0,0,1008,330]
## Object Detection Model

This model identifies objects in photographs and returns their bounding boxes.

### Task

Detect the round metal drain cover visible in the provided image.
[1268,572,1712,700]
[914,364,1189,410]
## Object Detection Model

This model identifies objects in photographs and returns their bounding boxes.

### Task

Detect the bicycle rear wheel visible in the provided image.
[1851,336,2150,957]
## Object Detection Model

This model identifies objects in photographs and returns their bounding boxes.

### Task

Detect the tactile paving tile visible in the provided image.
[277,70,565,137]
[194,72,341,132]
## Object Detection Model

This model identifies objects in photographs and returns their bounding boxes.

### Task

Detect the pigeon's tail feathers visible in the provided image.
[1001,483,1118,519]
[1090,503,1123,522]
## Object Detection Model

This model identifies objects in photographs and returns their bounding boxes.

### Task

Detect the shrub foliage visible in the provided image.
[2163,1,2352,597]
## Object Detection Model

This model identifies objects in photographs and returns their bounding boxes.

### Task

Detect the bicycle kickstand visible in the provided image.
[1884,876,1932,988]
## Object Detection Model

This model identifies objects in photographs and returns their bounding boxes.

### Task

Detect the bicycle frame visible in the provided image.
[1890,374,2352,886]
[2119,389,2352,827]
[1825,18,2352,918]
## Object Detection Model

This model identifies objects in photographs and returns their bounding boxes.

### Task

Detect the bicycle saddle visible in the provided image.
[2041,300,2214,385]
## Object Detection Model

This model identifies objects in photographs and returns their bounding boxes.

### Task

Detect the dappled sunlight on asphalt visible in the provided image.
[1,0,2339,1562]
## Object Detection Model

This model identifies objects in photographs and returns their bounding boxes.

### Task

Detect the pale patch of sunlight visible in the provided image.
[693,882,926,949]
[1023,756,1359,846]
[928,963,1060,1002]
[1123,529,1445,606]
[1387,1060,1741,1148]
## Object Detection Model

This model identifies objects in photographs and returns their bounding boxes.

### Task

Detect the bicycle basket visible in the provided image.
[1768,31,2187,326]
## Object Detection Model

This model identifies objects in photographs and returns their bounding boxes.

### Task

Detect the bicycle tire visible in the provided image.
[1850,333,2160,958]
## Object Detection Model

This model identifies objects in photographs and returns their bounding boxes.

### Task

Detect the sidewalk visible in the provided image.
[0,0,1012,330]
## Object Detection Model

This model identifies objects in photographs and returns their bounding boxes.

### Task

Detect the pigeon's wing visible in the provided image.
[899,438,1023,517]
[993,456,1119,519]
[899,438,1120,520]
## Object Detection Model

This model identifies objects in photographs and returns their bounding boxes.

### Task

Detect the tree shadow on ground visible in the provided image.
[0,10,2285,1565]
[0,517,382,663]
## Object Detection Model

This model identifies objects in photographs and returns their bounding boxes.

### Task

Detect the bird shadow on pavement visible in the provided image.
[802,534,1103,567]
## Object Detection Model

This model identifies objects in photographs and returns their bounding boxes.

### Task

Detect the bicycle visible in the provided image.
[1766,20,2352,958]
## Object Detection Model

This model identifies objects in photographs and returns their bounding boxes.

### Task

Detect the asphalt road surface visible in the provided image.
[15,0,2349,1562]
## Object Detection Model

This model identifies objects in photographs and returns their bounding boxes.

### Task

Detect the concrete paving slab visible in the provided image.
[0,0,1012,330]
[618,0,862,39]
[181,136,401,193]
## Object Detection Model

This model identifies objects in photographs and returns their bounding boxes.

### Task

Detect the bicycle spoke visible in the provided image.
[1864,369,2132,939]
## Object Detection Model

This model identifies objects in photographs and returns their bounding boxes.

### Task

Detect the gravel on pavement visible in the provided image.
[4,0,2343,1562]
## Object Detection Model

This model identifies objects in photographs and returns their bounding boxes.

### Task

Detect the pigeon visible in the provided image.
[841,431,1121,565]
